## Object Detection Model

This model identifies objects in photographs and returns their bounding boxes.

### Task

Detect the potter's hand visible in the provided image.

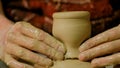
[79,25,120,68]
[5,22,65,68]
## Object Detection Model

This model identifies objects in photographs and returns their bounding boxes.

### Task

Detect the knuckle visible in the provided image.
[17,49,25,58]
[31,39,40,49]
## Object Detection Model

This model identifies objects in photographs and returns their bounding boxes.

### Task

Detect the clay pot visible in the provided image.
[52,11,91,58]
[51,11,92,68]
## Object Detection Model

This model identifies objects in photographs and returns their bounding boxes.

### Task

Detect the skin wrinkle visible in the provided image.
[38,29,65,54]
[79,25,120,53]
[17,48,25,59]
[8,32,34,51]
[22,22,38,39]
[52,39,59,51]
[8,26,51,59]
[9,22,64,60]
[9,43,33,63]
[108,57,116,65]
[112,53,120,64]
[37,56,52,67]
[55,49,64,60]
[79,39,120,61]
[7,43,52,66]
[96,42,117,56]
[37,29,46,41]
[43,34,65,53]
[31,39,44,51]
[44,35,59,51]
[92,58,111,67]
[48,48,56,59]
[33,28,40,39]
[92,53,120,67]
[9,61,24,68]
[7,33,14,42]
[36,54,43,66]
[57,42,65,54]
[20,22,37,39]
[20,22,65,53]
[32,39,55,59]
[5,47,33,68]
[12,32,59,60]
[105,26,120,41]
[80,32,109,52]
[117,53,120,62]
[24,22,65,54]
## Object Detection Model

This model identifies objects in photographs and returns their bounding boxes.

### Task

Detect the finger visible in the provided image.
[6,42,52,66]
[34,64,47,68]
[7,32,64,60]
[79,25,120,52]
[4,54,33,68]
[79,39,120,61]
[18,21,65,53]
[91,53,120,68]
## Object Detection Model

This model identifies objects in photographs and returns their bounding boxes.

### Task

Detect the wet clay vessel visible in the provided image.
[51,11,92,68]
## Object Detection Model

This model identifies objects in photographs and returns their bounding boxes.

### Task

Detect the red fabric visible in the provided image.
[4,0,113,35]
[45,0,113,19]
[28,0,46,10]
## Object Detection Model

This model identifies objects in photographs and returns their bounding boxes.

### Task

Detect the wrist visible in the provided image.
[0,15,13,60]
[0,15,13,44]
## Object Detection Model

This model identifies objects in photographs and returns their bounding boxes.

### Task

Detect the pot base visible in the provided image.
[51,59,93,68]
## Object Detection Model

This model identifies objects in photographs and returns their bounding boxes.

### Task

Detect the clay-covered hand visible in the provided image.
[4,22,65,68]
[79,24,120,68]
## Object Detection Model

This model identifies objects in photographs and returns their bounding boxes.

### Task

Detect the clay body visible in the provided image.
[52,11,91,58]
[52,11,92,68]
[51,60,92,68]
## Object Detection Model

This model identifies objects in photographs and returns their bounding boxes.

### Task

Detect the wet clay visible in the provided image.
[52,11,92,68]
[51,60,92,68]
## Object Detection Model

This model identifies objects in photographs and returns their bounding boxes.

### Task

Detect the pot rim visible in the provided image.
[53,11,90,19]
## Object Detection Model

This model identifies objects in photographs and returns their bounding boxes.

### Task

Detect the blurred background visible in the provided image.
[1,0,120,36]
